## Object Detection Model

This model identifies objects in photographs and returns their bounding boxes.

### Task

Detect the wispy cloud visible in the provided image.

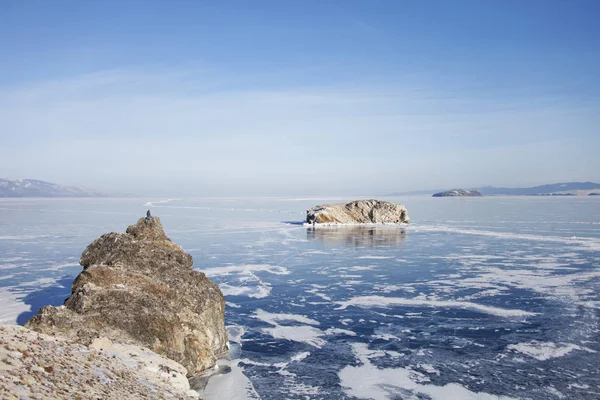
[1,69,598,195]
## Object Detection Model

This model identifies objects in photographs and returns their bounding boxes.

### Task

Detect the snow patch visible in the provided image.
[207,265,288,299]
[253,309,325,347]
[204,264,289,277]
[220,284,271,299]
[339,343,516,400]
[507,341,596,361]
[325,328,357,336]
[196,358,260,400]
[253,309,320,326]
[262,325,326,348]
[335,295,536,318]
[0,287,28,324]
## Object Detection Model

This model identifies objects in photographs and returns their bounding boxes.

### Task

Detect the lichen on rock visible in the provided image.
[26,217,228,377]
[0,325,200,399]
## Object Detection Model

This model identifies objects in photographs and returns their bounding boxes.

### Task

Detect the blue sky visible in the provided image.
[1,0,599,196]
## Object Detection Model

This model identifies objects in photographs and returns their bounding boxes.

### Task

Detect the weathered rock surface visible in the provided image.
[0,324,199,399]
[432,189,483,197]
[26,217,228,377]
[306,199,409,225]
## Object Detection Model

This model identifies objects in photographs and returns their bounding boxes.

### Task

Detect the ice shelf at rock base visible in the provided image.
[306,199,409,225]
[25,217,228,377]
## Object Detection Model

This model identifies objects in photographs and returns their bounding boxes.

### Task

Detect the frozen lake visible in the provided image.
[1,196,599,399]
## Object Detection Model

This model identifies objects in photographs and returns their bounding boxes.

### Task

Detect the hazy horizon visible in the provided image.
[2,1,599,196]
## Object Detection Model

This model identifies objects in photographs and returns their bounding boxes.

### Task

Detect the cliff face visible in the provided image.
[26,217,228,377]
[307,199,409,225]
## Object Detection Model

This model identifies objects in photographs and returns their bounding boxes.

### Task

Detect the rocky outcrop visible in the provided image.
[432,189,483,197]
[0,325,199,399]
[306,199,409,225]
[26,217,228,377]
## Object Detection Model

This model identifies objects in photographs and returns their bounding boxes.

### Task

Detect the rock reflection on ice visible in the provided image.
[307,226,406,247]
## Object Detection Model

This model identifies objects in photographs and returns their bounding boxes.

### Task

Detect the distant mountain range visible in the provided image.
[0,179,106,197]
[388,182,600,197]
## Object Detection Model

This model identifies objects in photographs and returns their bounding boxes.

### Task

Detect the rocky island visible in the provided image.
[432,189,483,197]
[306,199,409,225]
[1,217,227,398]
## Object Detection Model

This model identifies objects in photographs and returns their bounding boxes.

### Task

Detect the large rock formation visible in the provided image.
[26,217,228,377]
[432,189,483,197]
[306,199,409,225]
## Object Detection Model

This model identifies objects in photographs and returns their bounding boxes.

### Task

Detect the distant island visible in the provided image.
[432,189,482,197]
[388,182,600,197]
[0,178,105,197]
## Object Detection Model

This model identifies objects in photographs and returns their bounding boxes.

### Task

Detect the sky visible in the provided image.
[1,0,599,196]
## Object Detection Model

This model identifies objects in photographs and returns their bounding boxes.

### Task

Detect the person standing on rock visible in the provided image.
[146,210,152,221]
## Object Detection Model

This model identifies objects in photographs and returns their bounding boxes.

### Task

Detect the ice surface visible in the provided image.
[253,309,325,347]
[339,343,516,400]
[425,252,600,308]
[409,225,600,251]
[346,265,376,271]
[204,264,289,299]
[253,309,320,326]
[507,341,597,361]
[220,284,272,299]
[0,287,29,324]
[335,295,536,317]
[262,325,326,348]
[2,197,600,400]
[325,327,357,336]
[197,358,261,400]
[204,265,289,277]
